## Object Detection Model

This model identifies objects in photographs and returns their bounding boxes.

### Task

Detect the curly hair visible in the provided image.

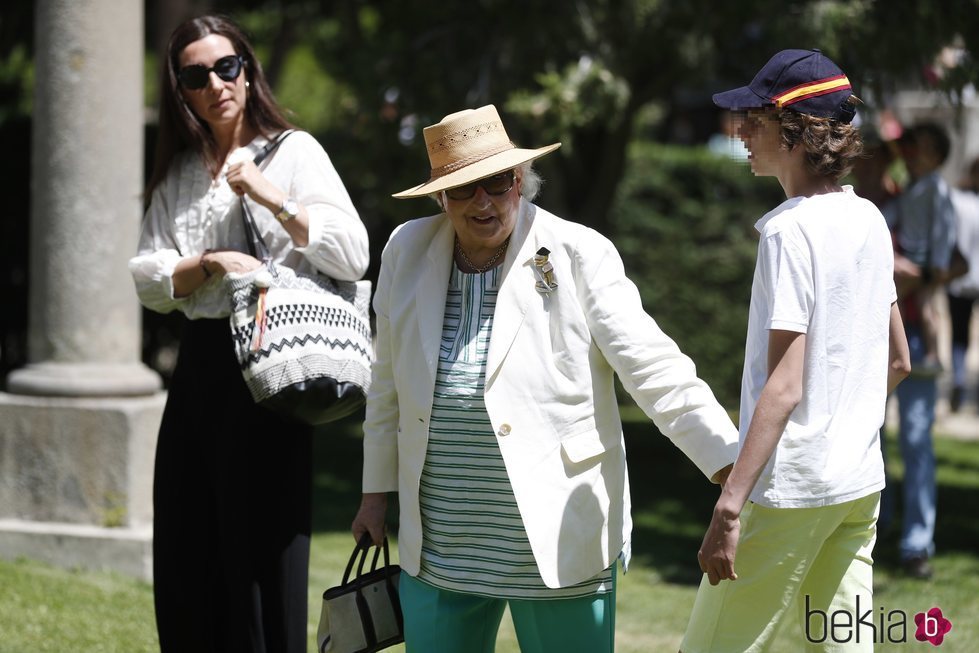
[778,109,863,180]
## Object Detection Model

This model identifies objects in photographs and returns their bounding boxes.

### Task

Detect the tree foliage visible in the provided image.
[4,0,978,233]
[3,0,979,382]
[198,0,979,237]
[613,143,785,407]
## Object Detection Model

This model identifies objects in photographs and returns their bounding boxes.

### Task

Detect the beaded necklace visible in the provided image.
[455,237,510,273]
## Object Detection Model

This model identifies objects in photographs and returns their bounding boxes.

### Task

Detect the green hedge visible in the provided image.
[610,143,786,409]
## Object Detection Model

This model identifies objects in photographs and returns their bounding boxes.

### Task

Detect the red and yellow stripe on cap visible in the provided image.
[772,74,851,108]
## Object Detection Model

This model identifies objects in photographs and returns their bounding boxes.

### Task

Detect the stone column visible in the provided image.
[10,0,159,397]
[0,0,164,580]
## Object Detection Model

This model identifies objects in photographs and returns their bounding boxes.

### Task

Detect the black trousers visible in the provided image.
[153,318,313,653]
[948,292,975,349]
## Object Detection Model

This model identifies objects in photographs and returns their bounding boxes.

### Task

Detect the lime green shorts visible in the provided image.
[399,565,616,653]
[681,493,880,653]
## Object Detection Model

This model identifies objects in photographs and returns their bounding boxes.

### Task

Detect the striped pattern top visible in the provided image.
[416,264,613,599]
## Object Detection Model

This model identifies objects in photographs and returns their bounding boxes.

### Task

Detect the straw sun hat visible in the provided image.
[392,104,561,199]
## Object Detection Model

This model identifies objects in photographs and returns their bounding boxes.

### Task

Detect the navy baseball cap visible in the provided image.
[713,49,857,123]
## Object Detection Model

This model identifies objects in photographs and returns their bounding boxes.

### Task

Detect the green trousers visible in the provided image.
[399,566,616,653]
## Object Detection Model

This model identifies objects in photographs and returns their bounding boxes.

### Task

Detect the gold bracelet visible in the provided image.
[199,249,213,279]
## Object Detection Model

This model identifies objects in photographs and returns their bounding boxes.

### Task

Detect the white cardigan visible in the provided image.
[363,200,738,588]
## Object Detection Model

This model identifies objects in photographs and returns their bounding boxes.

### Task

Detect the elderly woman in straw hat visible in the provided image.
[351,104,738,652]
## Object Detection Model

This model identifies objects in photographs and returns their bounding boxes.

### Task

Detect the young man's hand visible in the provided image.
[698,503,740,585]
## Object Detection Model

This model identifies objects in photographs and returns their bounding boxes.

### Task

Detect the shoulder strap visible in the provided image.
[241,129,297,260]
[254,129,296,167]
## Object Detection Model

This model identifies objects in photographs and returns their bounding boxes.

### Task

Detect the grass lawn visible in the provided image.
[1,410,977,652]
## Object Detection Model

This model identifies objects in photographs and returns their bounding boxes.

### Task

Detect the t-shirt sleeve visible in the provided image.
[759,228,813,333]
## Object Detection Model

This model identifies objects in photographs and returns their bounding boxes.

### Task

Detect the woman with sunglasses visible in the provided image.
[351,105,738,652]
[129,14,367,653]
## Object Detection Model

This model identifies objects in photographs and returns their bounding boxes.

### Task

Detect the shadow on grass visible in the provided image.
[310,411,979,586]
[311,410,400,536]
[621,420,718,586]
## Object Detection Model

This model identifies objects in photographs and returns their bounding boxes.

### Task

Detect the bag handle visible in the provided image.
[341,533,390,586]
[240,129,297,261]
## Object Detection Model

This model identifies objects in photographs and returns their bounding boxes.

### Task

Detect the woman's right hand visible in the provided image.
[201,249,263,277]
[172,249,263,298]
[352,492,388,546]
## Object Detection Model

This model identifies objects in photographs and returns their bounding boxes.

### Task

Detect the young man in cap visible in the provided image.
[680,50,911,652]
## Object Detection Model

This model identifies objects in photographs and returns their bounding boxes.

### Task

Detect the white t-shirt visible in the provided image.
[949,188,979,298]
[741,187,897,508]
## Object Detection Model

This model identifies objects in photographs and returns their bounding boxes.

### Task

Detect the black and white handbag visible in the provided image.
[317,535,403,653]
[225,131,372,424]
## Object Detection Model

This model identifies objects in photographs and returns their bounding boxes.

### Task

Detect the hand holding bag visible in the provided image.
[226,131,373,424]
[317,535,403,653]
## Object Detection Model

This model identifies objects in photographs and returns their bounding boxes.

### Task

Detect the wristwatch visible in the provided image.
[276,197,299,223]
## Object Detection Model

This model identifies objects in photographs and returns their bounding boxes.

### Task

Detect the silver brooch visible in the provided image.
[533,247,558,294]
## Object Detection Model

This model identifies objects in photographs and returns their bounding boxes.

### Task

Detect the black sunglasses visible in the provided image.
[178,55,244,90]
[444,170,516,201]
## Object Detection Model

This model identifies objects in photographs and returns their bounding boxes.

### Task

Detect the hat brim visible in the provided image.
[392,143,561,199]
[712,86,773,112]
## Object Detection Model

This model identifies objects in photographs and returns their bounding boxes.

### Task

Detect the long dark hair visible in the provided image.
[145,15,293,197]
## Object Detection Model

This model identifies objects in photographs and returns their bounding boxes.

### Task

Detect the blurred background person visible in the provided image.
[128,14,368,652]
[881,122,958,579]
[947,157,979,412]
[852,131,901,210]
[885,123,958,374]
[708,110,750,161]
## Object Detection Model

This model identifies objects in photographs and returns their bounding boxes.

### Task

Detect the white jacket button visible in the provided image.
[497,423,512,437]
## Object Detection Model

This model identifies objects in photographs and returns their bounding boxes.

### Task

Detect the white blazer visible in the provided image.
[363,200,738,588]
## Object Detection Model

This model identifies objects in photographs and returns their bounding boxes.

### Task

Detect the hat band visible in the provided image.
[429,141,516,179]
[773,74,851,109]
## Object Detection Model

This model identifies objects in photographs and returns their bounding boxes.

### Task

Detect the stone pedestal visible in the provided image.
[0,520,155,580]
[0,393,165,580]
[0,0,163,581]
[8,363,162,397]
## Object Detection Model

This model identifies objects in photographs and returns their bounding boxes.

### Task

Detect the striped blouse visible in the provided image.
[416,264,613,599]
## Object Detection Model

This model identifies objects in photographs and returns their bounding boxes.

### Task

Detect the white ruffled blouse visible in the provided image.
[129,131,368,319]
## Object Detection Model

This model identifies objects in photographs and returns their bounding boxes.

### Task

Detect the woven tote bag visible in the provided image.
[225,130,372,424]
[225,262,372,424]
